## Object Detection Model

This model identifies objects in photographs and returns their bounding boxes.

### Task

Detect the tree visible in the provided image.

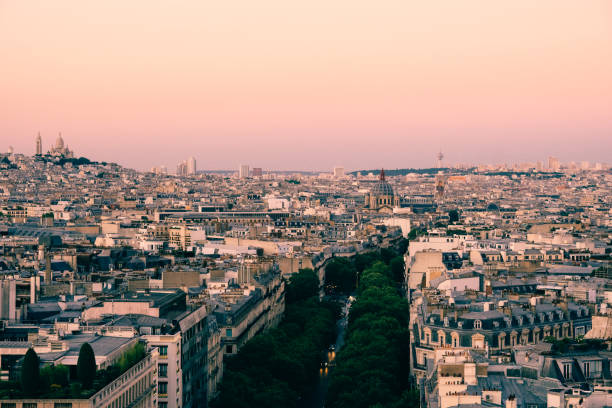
[397,238,409,256]
[77,343,96,389]
[449,209,460,223]
[325,258,357,294]
[407,228,424,241]
[389,257,405,283]
[285,268,319,304]
[380,248,395,265]
[328,255,411,408]
[40,363,69,393]
[20,348,40,396]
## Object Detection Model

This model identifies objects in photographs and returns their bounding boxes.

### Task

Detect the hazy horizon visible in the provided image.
[1,1,611,171]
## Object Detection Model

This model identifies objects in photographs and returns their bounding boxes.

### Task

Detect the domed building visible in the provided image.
[365,169,399,212]
[48,133,74,158]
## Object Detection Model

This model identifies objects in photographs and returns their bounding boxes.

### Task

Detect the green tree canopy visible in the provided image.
[327,254,415,408]
[20,348,40,396]
[325,257,357,294]
[285,268,319,304]
[77,343,97,389]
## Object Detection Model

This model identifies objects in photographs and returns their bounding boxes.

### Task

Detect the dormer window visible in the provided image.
[562,362,571,379]
[493,321,500,328]
[517,316,523,326]
[474,320,482,329]
[576,309,581,317]
[444,317,449,327]
[547,312,554,321]
[458,321,464,329]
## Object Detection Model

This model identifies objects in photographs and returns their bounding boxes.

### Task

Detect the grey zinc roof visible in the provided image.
[460,310,505,320]
[477,374,547,406]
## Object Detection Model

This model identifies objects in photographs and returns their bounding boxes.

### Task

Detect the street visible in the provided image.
[299,298,350,408]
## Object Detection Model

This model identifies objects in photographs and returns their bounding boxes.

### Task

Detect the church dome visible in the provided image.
[370,169,394,196]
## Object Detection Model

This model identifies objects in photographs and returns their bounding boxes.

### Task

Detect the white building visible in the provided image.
[187,156,197,175]
[239,164,250,178]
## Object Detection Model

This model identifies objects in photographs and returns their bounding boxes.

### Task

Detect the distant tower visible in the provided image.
[187,156,197,175]
[36,133,42,155]
[176,160,187,176]
[56,133,64,150]
[239,164,250,179]
[437,150,444,168]
[7,146,14,155]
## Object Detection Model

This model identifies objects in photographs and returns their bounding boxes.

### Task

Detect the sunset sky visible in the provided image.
[1,1,611,171]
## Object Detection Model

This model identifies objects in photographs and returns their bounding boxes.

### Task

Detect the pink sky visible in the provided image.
[1,1,611,170]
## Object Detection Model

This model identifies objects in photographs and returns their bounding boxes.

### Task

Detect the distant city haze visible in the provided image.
[1,1,611,171]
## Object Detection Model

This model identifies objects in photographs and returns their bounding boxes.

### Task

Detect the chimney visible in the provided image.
[464,362,477,385]
[45,254,52,284]
[505,395,517,408]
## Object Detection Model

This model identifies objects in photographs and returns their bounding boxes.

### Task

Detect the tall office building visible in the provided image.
[333,166,345,178]
[177,160,188,176]
[187,156,197,175]
[252,167,263,177]
[239,164,250,178]
[548,156,560,171]
[35,132,42,155]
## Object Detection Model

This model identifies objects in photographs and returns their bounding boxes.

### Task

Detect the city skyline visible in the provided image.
[6,131,611,173]
[2,1,611,170]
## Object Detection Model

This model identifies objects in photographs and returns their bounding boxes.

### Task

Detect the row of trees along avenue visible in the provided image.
[213,268,340,408]
[327,243,419,408]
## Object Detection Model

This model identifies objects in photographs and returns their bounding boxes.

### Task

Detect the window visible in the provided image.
[225,328,232,337]
[54,404,72,408]
[474,320,482,329]
[158,363,168,378]
[23,404,37,408]
[226,344,233,354]
[583,360,602,378]
[158,381,168,395]
[159,403,168,408]
[158,345,168,356]
[563,362,571,379]
[1,404,17,408]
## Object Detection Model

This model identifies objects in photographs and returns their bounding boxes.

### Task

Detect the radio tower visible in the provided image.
[436,150,444,168]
